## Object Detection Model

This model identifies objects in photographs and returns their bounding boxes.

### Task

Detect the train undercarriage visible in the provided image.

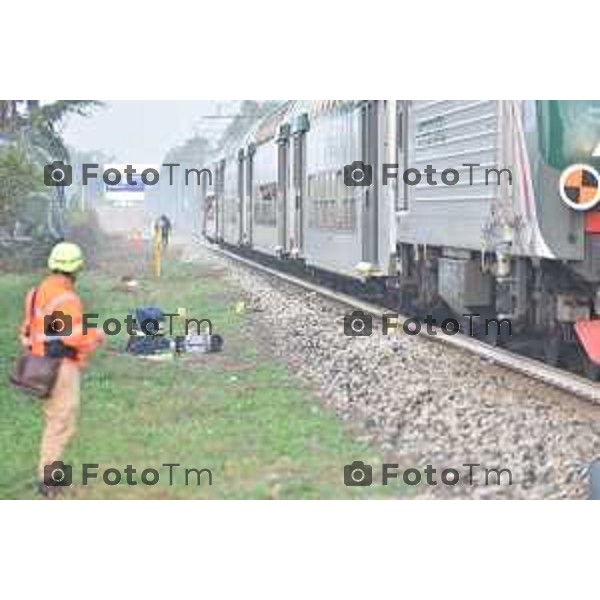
[213,235,600,381]
[390,243,600,379]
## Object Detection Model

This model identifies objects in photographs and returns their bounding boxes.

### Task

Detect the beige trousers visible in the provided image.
[38,360,81,480]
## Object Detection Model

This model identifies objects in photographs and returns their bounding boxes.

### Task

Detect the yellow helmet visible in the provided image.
[48,242,84,273]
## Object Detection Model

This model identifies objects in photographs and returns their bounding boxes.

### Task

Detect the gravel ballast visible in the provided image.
[186,243,600,499]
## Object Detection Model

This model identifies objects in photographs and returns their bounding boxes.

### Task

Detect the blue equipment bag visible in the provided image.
[134,307,164,334]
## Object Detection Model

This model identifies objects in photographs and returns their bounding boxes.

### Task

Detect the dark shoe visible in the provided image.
[37,482,61,499]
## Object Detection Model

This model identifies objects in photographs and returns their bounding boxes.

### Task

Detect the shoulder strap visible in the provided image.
[22,287,38,341]
[29,288,38,319]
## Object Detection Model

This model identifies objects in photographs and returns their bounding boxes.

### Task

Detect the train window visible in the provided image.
[335,170,343,203]
[397,107,404,152]
[254,182,277,226]
[537,101,600,171]
[342,198,356,230]
[317,172,323,200]
[246,159,253,198]
[293,136,303,188]
[307,174,315,198]
[237,155,244,201]
[307,169,356,231]
[338,168,356,230]
[328,199,336,229]
[205,195,215,218]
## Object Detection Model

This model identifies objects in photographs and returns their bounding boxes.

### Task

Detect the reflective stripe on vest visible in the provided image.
[25,290,80,346]
[33,291,79,319]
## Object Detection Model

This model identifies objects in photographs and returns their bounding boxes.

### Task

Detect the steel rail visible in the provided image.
[205,243,600,404]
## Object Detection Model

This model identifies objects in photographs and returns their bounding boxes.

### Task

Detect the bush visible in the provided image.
[0,235,55,272]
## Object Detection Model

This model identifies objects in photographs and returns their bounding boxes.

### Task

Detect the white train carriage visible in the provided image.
[201,100,600,373]
[224,100,391,278]
[286,101,369,278]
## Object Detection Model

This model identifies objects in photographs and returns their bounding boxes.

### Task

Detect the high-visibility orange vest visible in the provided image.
[20,274,103,367]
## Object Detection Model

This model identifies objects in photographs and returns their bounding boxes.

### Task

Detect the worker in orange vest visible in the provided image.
[20,242,104,498]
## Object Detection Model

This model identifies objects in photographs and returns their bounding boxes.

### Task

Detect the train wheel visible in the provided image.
[543,332,562,367]
[582,354,600,381]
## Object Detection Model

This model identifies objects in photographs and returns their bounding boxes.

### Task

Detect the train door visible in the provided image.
[396,101,409,212]
[277,127,290,254]
[292,115,308,254]
[360,101,379,265]
[246,144,255,246]
[214,162,221,241]
[199,166,209,236]
[216,160,225,241]
[237,149,244,244]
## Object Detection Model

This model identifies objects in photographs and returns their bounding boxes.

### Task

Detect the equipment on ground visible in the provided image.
[133,307,165,335]
[125,306,223,358]
[125,335,173,356]
[176,333,224,354]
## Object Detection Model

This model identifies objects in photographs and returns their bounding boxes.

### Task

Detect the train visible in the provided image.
[198,100,600,377]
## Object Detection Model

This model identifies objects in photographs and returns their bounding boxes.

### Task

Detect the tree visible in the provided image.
[0,101,18,133]
[0,144,44,232]
[18,100,102,163]
[0,100,102,237]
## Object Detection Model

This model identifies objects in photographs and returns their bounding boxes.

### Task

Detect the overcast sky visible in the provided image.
[62,101,240,164]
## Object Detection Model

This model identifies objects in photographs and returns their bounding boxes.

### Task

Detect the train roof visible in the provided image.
[209,100,360,166]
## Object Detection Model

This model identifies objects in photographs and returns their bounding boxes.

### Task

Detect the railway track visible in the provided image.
[204,242,600,405]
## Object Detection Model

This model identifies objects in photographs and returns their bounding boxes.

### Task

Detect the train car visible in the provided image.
[285,101,370,278]
[243,103,293,256]
[390,101,600,370]
[221,100,386,276]
[200,100,600,374]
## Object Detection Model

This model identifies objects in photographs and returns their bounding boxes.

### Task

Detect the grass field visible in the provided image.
[0,242,402,499]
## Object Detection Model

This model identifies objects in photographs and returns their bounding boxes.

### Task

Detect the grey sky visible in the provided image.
[62,101,240,164]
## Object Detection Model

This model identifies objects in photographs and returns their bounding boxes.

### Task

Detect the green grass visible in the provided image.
[0,252,403,499]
